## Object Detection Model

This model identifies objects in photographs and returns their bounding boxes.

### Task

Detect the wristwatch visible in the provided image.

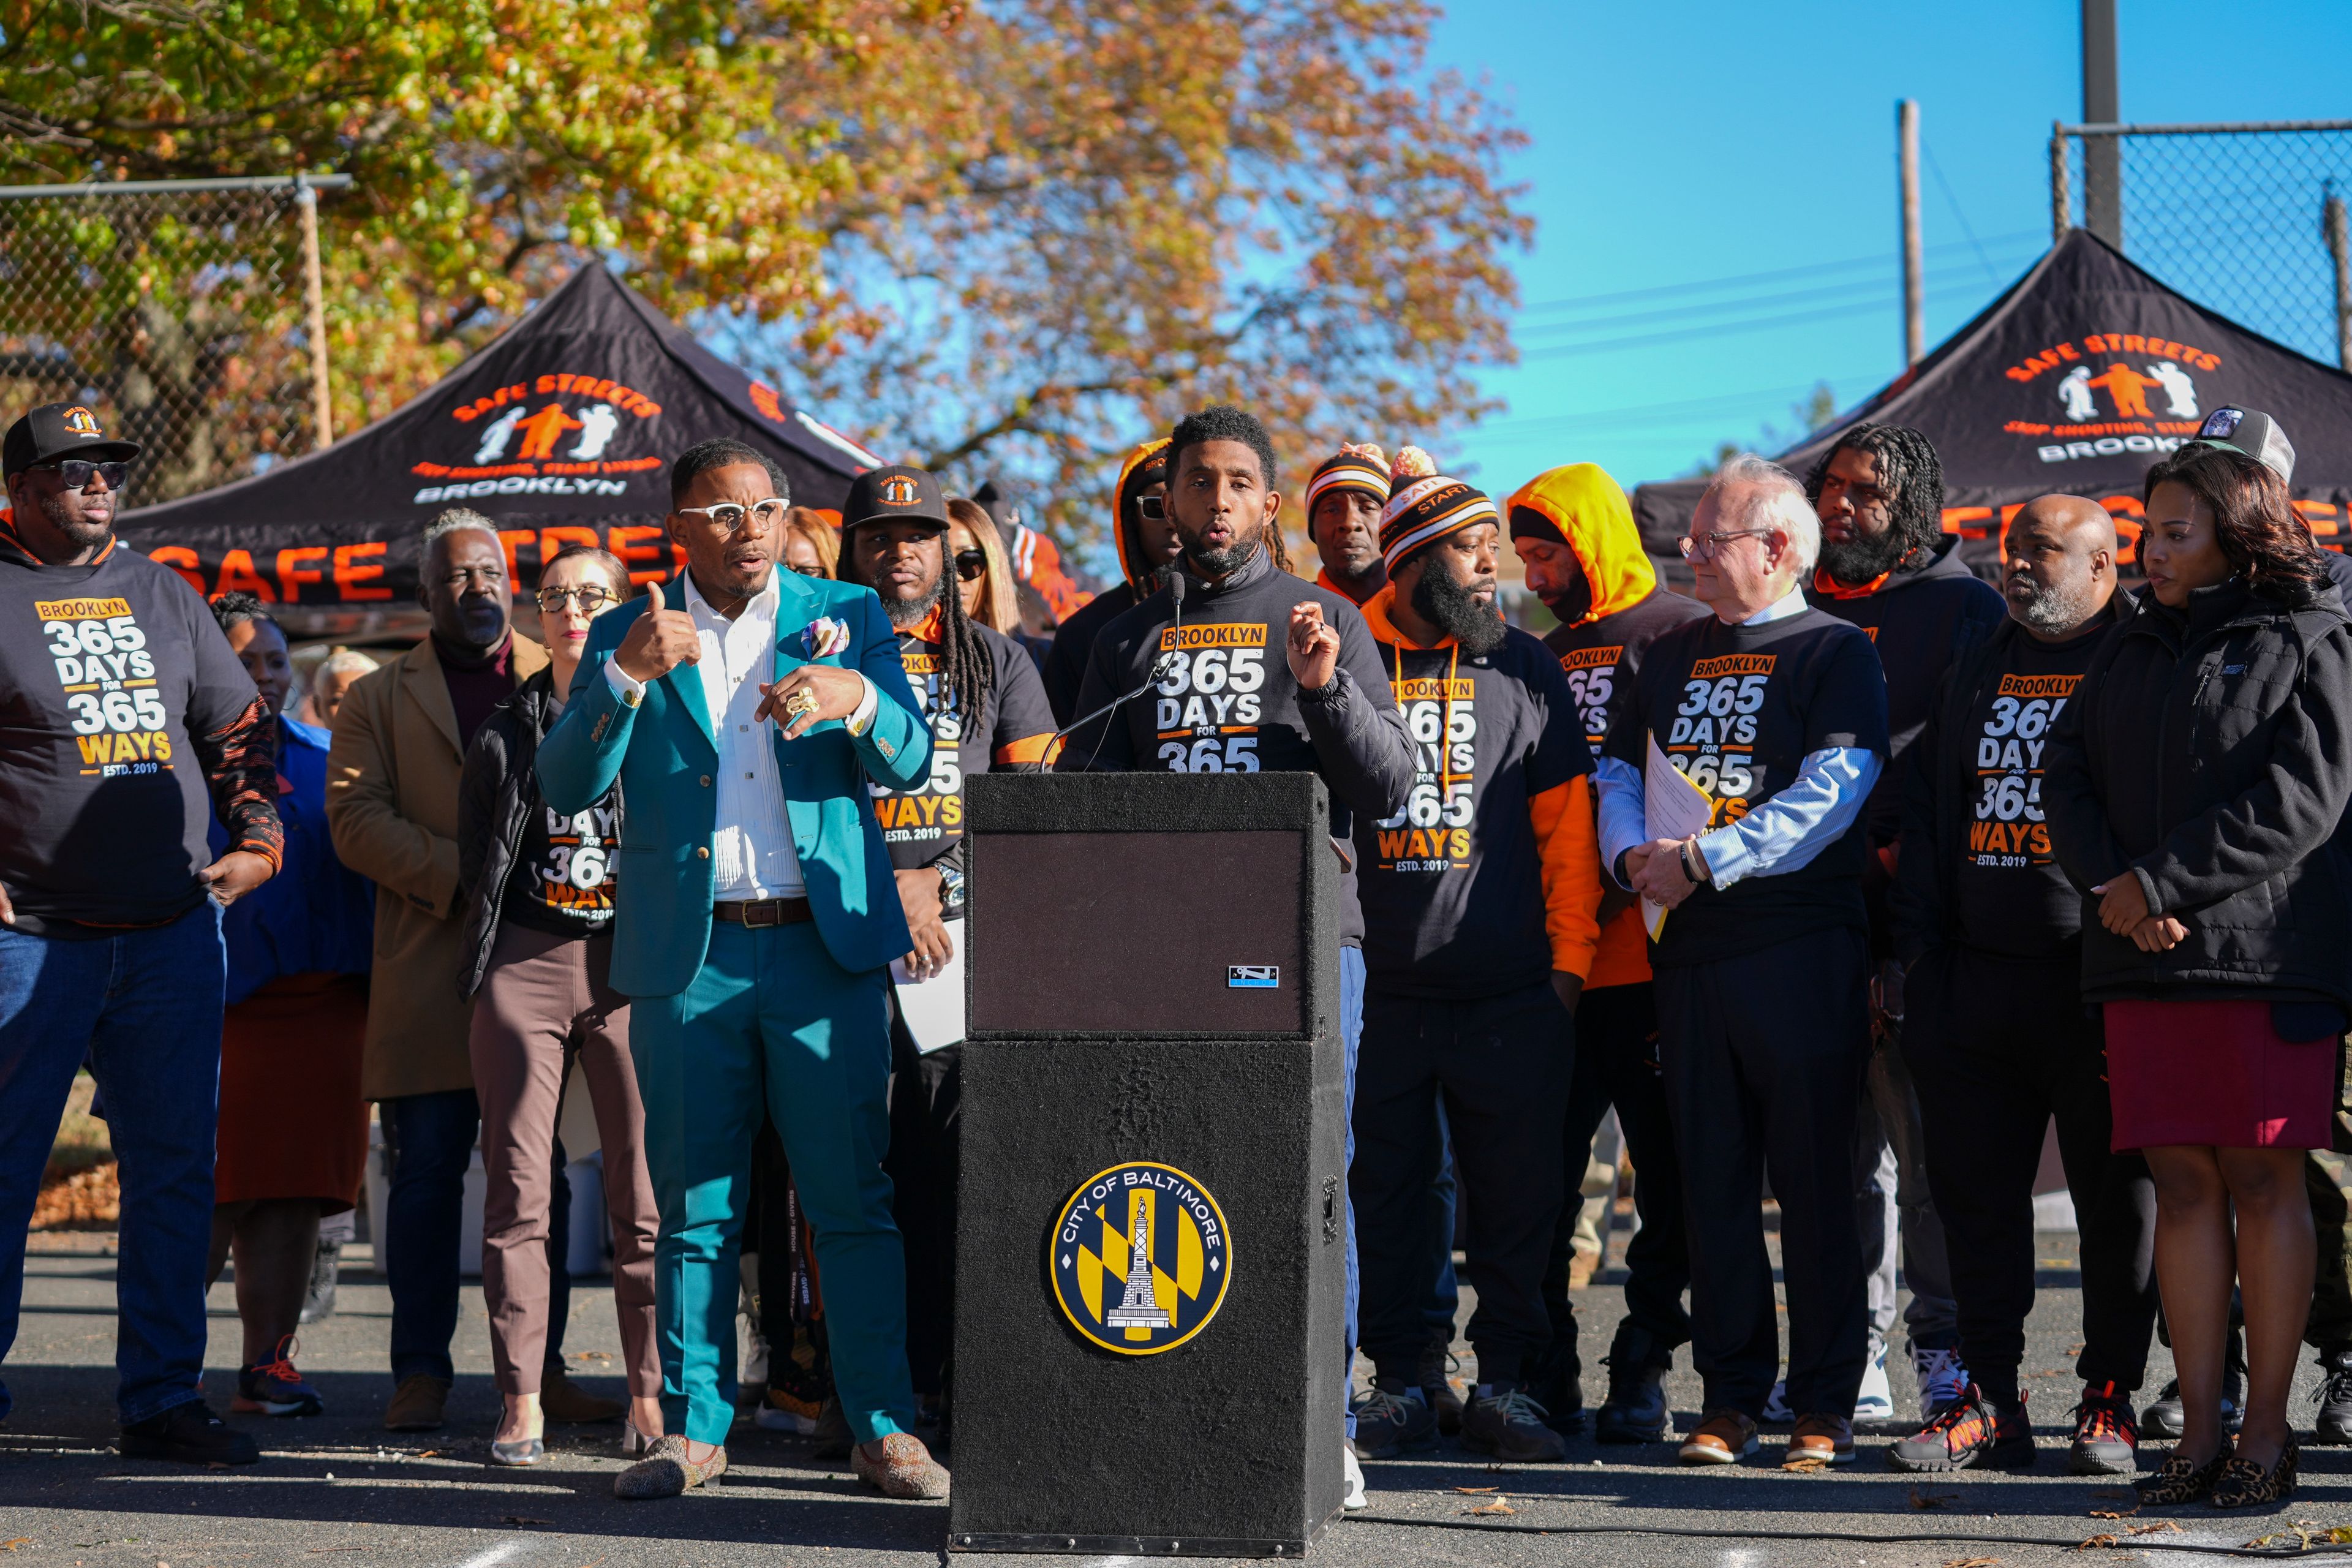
[1679,839,1711,885]
[937,862,966,913]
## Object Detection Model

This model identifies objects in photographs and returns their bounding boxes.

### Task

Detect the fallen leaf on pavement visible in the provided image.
[0,1542,27,1553]
[1782,1457,1828,1472]
[1909,1488,1958,1510]
[1452,1486,1498,1494]
[2125,1522,2180,1537]
[1944,1558,2000,1567]
[2087,1509,2138,1520]
[2076,1534,2117,1551]
[1463,1501,1515,1517]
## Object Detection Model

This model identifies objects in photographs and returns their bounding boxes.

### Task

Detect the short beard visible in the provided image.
[882,571,944,631]
[1412,562,1508,655]
[2008,576,2097,636]
[1182,521,1262,580]
[38,491,112,554]
[1817,524,1909,586]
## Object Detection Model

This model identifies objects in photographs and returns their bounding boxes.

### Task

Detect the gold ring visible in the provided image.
[784,690,818,720]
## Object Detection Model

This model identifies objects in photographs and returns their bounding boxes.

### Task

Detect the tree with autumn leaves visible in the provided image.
[0,0,1525,570]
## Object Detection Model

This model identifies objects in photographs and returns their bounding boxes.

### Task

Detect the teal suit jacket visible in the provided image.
[537,570,931,998]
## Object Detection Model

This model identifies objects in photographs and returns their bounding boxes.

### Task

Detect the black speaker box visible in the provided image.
[950,773,1346,1557]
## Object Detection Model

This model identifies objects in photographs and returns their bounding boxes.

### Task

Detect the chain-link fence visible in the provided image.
[2053,120,2352,369]
[0,175,345,503]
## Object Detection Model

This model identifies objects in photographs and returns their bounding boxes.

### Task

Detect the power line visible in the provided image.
[1517,230,2043,316]
[1513,262,2033,341]
[1516,275,2008,361]
[1481,374,1881,437]
[1921,135,2001,285]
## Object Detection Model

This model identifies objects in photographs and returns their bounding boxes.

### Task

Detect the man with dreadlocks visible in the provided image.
[837,464,1058,1429]
[1041,439,1175,725]
[1798,422,2005,1429]
[1346,469,1602,1464]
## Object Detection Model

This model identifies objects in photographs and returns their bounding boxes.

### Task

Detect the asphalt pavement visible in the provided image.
[7,1227,2352,1568]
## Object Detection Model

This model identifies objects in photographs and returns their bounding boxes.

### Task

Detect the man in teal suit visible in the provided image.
[540,443,951,1500]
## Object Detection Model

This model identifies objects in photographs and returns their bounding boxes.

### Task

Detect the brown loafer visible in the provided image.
[1787,1412,1856,1467]
[384,1374,450,1433]
[1678,1408,1759,1465]
[851,1431,951,1499]
[613,1434,726,1499]
[540,1368,622,1425]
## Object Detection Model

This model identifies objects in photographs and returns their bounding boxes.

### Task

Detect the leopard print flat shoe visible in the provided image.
[2135,1446,2231,1506]
[2209,1441,2298,1509]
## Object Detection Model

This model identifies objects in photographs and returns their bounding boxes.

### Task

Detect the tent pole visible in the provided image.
[1899,100,1923,368]
[2050,123,2071,243]
[297,178,334,451]
[2326,189,2352,373]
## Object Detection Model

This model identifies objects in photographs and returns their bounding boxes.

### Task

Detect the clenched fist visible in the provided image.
[613,579,701,684]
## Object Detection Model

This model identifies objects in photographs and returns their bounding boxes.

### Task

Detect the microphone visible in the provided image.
[1050,570,1189,760]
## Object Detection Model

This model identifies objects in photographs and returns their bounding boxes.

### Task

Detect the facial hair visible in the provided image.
[38,489,112,554]
[1182,515,1262,579]
[883,568,944,631]
[1816,522,1909,586]
[2007,571,2097,636]
[1412,561,1509,655]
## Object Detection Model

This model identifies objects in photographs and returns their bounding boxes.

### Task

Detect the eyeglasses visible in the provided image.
[954,548,990,582]
[34,459,127,491]
[537,585,617,614]
[1136,494,1167,521]
[676,497,787,534]
[1678,528,1777,562]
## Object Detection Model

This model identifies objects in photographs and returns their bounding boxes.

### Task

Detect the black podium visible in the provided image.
[949,772,1346,1557]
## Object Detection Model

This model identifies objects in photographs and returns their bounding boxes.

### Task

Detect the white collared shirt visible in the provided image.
[1738,582,1811,625]
[603,571,878,902]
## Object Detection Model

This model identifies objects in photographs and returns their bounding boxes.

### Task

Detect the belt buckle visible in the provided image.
[743,900,778,929]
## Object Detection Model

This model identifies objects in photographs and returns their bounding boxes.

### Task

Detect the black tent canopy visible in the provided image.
[1632,231,2352,557]
[116,264,880,631]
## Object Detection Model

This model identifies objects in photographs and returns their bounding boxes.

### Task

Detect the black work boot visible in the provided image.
[119,1401,260,1466]
[2316,1344,2352,1446]
[1525,1340,1586,1436]
[1596,1321,1672,1444]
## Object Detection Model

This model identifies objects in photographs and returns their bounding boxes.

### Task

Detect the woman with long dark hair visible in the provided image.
[2045,415,2352,1509]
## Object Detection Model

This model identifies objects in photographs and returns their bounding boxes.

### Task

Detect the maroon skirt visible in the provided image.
[216,973,371,1210]
[2105,998,2336,1152]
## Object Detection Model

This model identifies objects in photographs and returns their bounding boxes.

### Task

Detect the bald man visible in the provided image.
[1883,496,2158,1476]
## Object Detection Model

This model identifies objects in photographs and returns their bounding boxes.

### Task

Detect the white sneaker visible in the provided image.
[1854,1348,1894,1422]
[1342,1445,1368,1512]
[1913,1346,1967,1417]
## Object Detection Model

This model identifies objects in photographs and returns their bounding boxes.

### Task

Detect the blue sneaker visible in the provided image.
[234,1336,323,1417]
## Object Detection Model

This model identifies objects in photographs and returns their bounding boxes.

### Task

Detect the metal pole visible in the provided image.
[296,179,334,451]
[2051,121,2071,243]
[2081,0,2122,246]
[1899,100,1924,366]
[2326,190,2352,372]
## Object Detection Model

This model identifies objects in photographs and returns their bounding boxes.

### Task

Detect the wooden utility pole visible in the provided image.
[1899,99,1924,366]
[296,176,333,451]
[2081,0,2122,247]
[2326,189,2352,372]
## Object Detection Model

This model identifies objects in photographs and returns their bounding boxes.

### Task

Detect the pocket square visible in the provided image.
[801,616,851,660]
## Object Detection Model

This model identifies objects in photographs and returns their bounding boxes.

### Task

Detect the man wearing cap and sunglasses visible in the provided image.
[837,466,1059,1425]
[0,404,284,1464]
[538,438,949,1502]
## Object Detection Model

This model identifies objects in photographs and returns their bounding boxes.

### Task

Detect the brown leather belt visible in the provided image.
[713,897,813,929]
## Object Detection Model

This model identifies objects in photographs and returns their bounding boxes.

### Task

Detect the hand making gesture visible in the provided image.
[612,579,701,685]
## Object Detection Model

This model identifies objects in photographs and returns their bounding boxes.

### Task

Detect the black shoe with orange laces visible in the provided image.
[2070,1381,2138,1475]
[1886,1383,2034,1472]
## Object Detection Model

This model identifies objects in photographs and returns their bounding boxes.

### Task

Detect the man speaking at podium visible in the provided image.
[1058,403,1416,1504]
[539,442,949,1502]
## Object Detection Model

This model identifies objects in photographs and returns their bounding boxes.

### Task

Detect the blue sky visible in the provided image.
[1427,0,2352,499]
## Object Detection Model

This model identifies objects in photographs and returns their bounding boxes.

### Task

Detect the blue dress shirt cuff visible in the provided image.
[1693,746,1882,889]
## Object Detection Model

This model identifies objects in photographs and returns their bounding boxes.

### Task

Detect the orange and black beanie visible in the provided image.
[1303,443,1390,538]
[1379,472,1498,573]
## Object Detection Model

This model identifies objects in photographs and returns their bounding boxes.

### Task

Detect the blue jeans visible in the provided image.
[0,903,225,1425]
[1341,944,1365,1439]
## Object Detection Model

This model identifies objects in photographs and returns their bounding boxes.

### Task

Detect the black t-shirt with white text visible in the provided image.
[501,794,619,935]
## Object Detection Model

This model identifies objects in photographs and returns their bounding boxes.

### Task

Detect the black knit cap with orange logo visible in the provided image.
[840,463,949,532]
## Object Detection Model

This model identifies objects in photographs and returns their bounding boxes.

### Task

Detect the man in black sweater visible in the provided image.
[1060,404,1414,1507]
[1804,423,2005,1423]
[1887,494,2158,1476]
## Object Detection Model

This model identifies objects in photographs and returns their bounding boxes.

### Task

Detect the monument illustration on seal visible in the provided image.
[1103,1201,1172,1330]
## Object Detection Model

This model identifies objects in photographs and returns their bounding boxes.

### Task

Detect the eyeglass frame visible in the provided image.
[1135,493,1168,521]
[1676,527,1781,562]
[536,584,619,613]
[674,497,790,535]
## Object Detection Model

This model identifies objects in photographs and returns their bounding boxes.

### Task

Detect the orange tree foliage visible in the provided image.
[715,0,1531,568]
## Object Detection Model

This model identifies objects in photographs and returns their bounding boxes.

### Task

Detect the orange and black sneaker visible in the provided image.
[2070,1381,2138,1476]
[1886,1383,2034,1472]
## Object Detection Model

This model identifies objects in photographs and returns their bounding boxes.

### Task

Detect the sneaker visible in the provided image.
[1524,1343,1586,1436]
[1786,1412,1856,1467]
[1887,1384,2032,1472]
[2142,1372,2243,1441]
[1678,1408,1758,1465]
[2070,1381,2138,1476]
[756,1383,823,1434]
[1460,1382,1567,1463]
[1341,1446,1368,1512]
[297,1235,339,1325]
[233,1335,323,1417]
[2315,1346,2352,1446]
[1762,1379,1794,1424]
[1417,1341,1466,1436]
[119,1400,260,1466]
[1596,1337,1671,1446]
[1913,1346,1967,1418]
[1349,1379,1435,1458]
[1855,1346,1894,1422]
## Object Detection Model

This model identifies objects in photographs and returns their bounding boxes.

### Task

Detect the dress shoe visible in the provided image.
[384,1374,450,1433]
[1678,1408,1758,1465]
[1785,1412,1855,1467]
[614,1434,726,1499]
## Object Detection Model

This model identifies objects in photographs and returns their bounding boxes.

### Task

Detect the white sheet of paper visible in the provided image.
[890,916,967,1054]
[1642,734,1716,940]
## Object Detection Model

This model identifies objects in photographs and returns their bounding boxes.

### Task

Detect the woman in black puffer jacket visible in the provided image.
[2045,428,2352,1509]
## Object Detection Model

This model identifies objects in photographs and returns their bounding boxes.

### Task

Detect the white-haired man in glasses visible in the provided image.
[1591,454,1890,1469]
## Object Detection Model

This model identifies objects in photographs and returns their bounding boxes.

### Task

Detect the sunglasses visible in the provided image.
[35,459,128,490]
[954,548,990,582]
[537,585,617,614]
[1136,494,1167,521]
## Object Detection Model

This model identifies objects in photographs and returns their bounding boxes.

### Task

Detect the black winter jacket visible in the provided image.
[456,669,622,1000]
[2041,576,2352,1009]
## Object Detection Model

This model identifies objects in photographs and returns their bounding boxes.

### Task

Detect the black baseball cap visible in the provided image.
[840,464,949,532]
[2,402,141,479]
[2183,405,2295,485]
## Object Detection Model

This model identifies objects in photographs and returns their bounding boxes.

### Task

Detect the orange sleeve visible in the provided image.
[1528,774,1604,981]
[993,732,1061,766]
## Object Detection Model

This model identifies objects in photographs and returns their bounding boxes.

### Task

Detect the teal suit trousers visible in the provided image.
[630,917,912,1446]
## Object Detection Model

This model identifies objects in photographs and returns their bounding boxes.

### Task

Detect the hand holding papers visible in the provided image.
[1640,736,1715,938]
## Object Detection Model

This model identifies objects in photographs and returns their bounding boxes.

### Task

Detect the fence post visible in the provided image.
[296,178,333,451]
[2326,189,2352,373]
[2050,123,2071,245]
[1899,100,1923,368]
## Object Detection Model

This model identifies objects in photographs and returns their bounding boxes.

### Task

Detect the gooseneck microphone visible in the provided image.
[1054,570,1187,766]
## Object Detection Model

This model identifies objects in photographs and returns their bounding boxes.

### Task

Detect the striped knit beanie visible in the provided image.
[1379,472,1499,573]
[1304,442,1391,536]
